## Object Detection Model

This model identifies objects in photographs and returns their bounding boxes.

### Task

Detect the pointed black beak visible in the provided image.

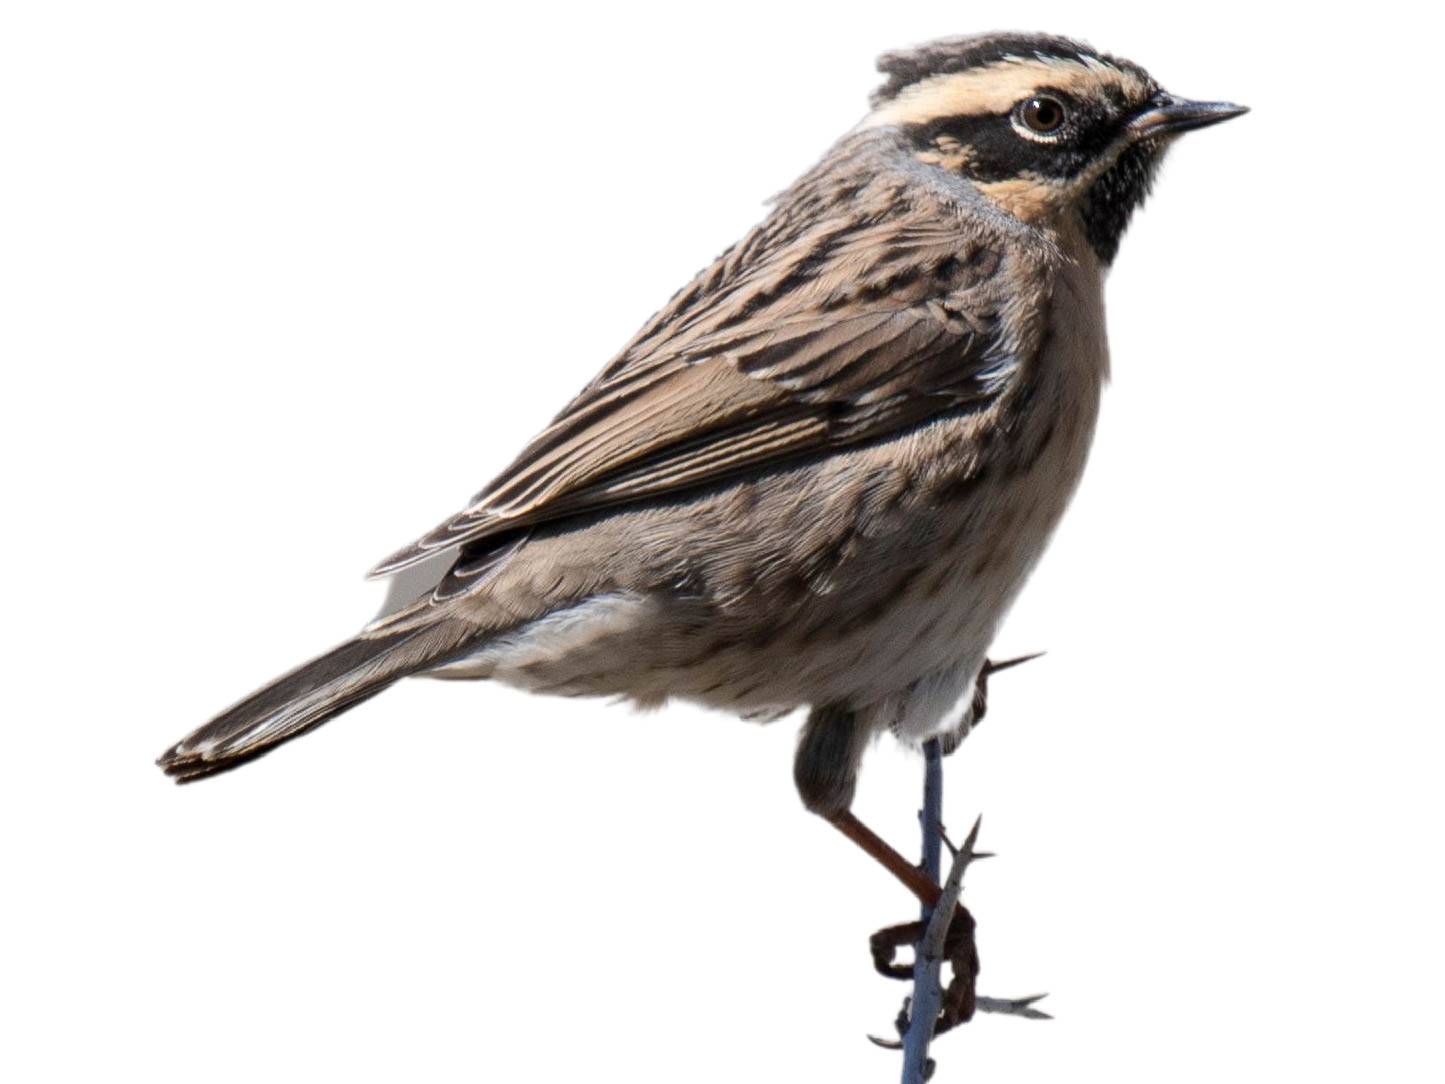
[1127,95,1249,140]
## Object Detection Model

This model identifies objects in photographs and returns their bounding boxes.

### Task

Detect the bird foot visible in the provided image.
[866,820,1046,1048]
[867,903,980,1038]
[868,905,976,982]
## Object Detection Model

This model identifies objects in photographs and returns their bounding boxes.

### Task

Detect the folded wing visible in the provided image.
[372,157,1050,588]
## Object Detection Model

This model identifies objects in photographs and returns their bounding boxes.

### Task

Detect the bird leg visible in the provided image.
[801,707,979,1001]
[827,810,978,998]
[827,810,945,910]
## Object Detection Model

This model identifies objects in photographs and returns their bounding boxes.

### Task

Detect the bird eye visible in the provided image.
[1018,95,1067,135]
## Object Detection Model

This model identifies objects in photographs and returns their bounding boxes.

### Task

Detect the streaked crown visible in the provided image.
[865,33,1245,263]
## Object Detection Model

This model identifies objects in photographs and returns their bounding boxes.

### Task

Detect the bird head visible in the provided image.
[864,33,1247,263]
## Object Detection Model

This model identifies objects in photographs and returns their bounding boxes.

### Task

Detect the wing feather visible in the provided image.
[371,139,1050,579]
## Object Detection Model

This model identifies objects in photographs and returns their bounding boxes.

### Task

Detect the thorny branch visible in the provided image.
[877,732,1049,1082]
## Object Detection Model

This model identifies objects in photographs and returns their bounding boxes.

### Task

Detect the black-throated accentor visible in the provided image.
[161,33,1245,903]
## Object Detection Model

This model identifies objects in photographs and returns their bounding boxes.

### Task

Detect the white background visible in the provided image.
[3,3,1441,1081]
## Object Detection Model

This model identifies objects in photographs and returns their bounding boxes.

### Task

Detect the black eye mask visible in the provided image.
[902,93,1127,184]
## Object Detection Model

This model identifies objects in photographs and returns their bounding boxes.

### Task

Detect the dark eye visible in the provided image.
[1018,95,1067,135]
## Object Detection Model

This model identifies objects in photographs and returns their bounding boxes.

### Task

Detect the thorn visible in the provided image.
[976,993,1052,1020]
[960,815,983,855]
[940,814,990,864]
[983,651,1046,677]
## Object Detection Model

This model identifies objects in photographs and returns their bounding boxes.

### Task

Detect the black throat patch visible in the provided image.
[1079,140,1164,265]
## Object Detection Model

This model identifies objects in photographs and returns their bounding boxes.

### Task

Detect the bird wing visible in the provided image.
[370,168,1050,585]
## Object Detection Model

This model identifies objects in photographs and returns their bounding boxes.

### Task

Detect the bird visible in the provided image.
[159,32,1244,907]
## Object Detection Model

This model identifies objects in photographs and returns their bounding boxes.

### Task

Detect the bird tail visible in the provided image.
[157,618,473,783]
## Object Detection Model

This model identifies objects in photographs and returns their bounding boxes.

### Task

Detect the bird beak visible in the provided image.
[1127,94,1249,140]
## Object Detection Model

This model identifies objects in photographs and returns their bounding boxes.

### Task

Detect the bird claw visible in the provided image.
[868,903,976,983]
[868,819,1046,1047]
[870,920,926,980]
[867,904,980,1037]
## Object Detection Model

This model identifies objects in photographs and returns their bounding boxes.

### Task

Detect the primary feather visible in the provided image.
[158,621,472,781]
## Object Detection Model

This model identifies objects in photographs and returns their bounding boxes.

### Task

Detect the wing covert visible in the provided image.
[371,155,1049,580]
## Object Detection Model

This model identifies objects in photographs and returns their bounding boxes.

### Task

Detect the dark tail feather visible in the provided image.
[157,620,470,783]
